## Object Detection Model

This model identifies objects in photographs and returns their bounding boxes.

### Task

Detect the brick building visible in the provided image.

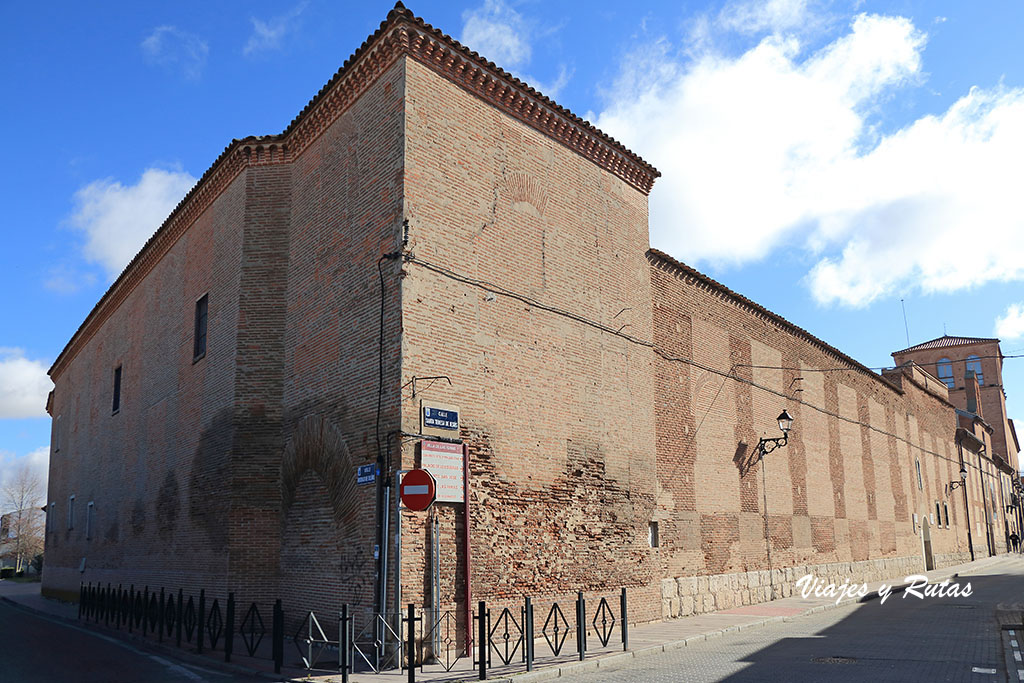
[44,3,990,632]
[892,336,1022,556]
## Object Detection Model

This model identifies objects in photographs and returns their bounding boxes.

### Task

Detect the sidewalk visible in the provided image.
[2,553,1021,683]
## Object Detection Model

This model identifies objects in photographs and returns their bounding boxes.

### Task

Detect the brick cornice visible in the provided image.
[394,14,660,194]
[51,3,658,379]
[648,248,903,397]
[50,144,268,379]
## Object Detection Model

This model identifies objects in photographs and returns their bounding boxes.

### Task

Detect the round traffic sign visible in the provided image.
[400,469,436,511]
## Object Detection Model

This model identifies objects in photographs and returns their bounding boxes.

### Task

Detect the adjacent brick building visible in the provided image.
[893,336,1022,556]
[43,3,996,633]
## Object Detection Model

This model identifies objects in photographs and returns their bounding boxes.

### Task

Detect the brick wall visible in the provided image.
[647,253,973,620]
[398,55,659,629]
[275,55,406,628]
[44,166,247,600]
[44,52,408,621]
[44,7,998,635]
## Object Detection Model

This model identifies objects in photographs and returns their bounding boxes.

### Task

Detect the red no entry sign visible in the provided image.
[400,469,436,511]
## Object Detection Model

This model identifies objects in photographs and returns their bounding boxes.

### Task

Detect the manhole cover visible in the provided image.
[812,656,857,664]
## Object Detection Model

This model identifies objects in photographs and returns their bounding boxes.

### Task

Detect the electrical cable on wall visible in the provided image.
[403,254,1013,478]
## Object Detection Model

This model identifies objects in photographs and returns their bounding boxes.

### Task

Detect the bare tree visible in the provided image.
[1,465,45,574]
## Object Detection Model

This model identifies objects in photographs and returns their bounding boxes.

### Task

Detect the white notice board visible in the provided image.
[420,440,464,503]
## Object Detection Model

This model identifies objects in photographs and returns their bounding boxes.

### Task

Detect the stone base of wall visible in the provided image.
[660,552,973,619]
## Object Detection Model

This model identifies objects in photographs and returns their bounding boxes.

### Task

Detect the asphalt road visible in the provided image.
[558,567,1024,683]
[0,600,270,683]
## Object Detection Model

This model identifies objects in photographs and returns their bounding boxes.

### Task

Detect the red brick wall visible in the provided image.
[45,19,989,635]
[44,55,408,622]
[45,167,248,599]
[650,255,971,594]
[275,56,406,626]
[398,56,660,623]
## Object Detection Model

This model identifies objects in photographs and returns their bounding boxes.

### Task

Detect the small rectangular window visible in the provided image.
[54,415,61,452]
[935,502,941,528]
[68,495,75,530]
[193,294,208,361]
[943,503,949,528]
[47,502,55,532]
[86,502,94,540]
[916,460,923,490]
[648,521,660,548]
[112,365,122,414]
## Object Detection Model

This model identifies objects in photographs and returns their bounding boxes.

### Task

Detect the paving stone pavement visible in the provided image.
[3,554,1022,682]
[556,557,1024,683]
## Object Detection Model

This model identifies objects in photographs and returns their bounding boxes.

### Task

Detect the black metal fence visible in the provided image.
[77,583,284,673]
[78,582,630,682]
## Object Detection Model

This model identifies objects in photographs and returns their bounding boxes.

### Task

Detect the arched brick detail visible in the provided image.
[280,416,359,527]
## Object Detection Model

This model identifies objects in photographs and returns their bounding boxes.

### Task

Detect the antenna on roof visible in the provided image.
[901,299,910,347]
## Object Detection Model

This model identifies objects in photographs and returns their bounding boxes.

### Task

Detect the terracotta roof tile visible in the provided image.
[892,335,1000,355]
[49,2,658,377]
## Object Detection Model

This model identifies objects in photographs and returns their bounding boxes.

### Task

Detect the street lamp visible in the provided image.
[757,410,794,459]
[757,409,793,601]
[948,466,968,493]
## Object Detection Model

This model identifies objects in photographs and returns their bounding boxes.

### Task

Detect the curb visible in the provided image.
[0,594,289,682]
[495,563,1005,682]
[4,555,1013,683]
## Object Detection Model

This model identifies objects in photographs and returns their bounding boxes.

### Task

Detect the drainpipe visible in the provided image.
[977,446,994,556]
[462,442,473,650]
[956,435,975,562]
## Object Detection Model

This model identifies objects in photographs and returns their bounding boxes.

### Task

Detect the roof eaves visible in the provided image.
[50,2,660,378]
[891,335,1001,356]
[647,248,896,393]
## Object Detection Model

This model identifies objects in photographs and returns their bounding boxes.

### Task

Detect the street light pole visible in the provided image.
[950,441,972,562]
[757,410,793,601]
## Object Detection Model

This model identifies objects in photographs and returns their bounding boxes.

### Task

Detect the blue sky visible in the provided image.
[3,0,1024,493]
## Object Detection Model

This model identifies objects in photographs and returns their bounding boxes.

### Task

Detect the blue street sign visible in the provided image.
[423,406,459,431]
[356,464,376,485]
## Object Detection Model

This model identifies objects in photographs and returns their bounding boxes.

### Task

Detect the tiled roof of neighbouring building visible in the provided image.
[892,335,1000,355]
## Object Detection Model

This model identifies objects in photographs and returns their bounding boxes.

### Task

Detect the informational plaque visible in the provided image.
[420,440,465,503]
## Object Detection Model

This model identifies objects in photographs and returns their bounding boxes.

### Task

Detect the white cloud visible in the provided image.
[461,0,531,68]
[43,263,96,294]
[69,167,197,280]
[243,3,307,57]
[718,0,811,35]
[595,11,1024,307]
[141,26,209,80]
[460,1,572,98]
[531,63,573,99]
[0,447,49,506]
[0,349,52,419]
[996,303,1024,340]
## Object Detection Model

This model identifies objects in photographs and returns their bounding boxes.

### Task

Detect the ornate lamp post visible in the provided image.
[757,410,794,459]
[948,465,973,561]
[758,409,794,600]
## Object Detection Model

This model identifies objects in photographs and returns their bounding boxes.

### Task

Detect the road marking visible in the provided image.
[1015,652,1021,662]
[1018,669,1024,681]
[972,667,996,674]
[1013,640,1020,648]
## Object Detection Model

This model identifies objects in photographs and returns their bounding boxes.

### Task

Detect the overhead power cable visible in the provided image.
[404,254,1017,479]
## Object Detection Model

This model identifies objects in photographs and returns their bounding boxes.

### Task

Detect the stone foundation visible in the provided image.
[660,552,973,619]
